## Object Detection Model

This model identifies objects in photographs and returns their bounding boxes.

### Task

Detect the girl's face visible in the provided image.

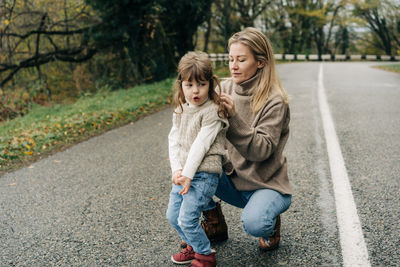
[182,78,210,106]
[229,42,264,84]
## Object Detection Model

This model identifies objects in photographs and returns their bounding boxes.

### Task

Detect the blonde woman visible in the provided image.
[202,27,292,251]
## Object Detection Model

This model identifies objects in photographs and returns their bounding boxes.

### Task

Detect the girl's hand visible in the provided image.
[178,176,191,195]
[220,93,236,118]
[171,169,182,185]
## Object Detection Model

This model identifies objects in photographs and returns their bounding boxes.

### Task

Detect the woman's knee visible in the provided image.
[241,209,275,237]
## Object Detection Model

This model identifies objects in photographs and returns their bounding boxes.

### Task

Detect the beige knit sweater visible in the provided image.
[174,100,228,176]
[222,71,292,195]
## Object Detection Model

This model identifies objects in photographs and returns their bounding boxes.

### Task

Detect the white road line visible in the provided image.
[318,64,371,267]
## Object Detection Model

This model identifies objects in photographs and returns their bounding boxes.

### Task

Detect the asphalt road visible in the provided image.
[1,62,399,266]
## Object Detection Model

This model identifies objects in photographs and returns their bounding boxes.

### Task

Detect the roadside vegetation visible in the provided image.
[0,79,174,173]
[375,64,400,74]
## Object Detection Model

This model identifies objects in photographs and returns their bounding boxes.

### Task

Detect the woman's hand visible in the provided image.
[177,176,191,195]
[171,169,182,185]
[220,93,236,118]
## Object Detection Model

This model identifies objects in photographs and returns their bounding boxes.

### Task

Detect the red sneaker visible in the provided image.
[190,252,216,267]
[171,245,195,264]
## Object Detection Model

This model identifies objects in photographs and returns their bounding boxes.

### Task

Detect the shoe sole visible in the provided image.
[259,244,279,251]
[171,256,193,265]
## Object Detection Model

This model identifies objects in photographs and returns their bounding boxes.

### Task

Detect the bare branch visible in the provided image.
[0,46,97,87]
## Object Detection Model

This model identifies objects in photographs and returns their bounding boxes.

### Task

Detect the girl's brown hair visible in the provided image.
[228,27,289,114]
[173,51,228,118]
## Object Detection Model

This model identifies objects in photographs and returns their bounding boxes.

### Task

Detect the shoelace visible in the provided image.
[182,247,193,255]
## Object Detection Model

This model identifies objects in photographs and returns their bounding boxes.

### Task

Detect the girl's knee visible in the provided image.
[177,214,198,231]
[166,207,179,228]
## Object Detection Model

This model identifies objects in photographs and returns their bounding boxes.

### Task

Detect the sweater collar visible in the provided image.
[234,70,261,96]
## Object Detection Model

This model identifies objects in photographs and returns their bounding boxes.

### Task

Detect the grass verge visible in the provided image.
[374,63,400,74]
[0,78,174,174]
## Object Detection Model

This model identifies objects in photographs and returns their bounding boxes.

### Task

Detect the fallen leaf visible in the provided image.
[54,160,61,163]
[8,183,16,186]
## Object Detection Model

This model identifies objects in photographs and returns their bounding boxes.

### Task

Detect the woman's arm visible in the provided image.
[227,101,287,162]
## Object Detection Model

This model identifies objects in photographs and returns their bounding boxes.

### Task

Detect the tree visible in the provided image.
[213,0,241,49]
[307,0,345,56]
[235,0,270,27]
[263,0,346,56]
[0,0,98,89]
[159,0,213,59]
[263,0,314,54]
[87,0,212,83]
[86,0,165,83]
[334,26,350,54]
[353,0,400,55]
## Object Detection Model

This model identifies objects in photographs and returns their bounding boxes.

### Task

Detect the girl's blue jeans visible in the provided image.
[205,171,292,239]
[166,172,218,255]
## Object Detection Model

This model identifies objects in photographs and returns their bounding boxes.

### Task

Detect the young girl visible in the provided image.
[166,51,228,267]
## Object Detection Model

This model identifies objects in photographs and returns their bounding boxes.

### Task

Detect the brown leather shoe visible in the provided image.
[259,215,281,251]
[201,201,228,242]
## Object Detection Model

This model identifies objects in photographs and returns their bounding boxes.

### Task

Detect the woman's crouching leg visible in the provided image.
[241,188,291,238]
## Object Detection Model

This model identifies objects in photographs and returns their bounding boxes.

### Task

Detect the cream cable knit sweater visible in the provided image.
[169,100,228,177]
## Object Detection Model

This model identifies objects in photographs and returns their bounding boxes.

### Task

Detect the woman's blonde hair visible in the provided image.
[173,51,228,118]
[228,27,289,114]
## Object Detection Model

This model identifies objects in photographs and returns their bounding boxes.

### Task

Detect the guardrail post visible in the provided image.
[208,53,399,62]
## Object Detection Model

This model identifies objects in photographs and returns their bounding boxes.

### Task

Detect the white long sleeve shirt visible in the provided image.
[168,103,224,179]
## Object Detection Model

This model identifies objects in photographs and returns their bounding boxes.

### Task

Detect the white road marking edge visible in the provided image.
[318,64,371,267]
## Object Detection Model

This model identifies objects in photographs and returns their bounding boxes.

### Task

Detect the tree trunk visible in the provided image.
[203,14,212,52]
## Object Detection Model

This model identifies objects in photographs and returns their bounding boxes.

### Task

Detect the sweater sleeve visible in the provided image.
[227,101,287,162]
[181,120,223,179]
[168,113,182,173]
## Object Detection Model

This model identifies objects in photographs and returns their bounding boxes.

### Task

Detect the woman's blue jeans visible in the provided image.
[205,171,292,239]
[166,172,218,255]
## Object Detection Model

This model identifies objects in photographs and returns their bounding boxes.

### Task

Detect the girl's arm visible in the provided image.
[181,120,223,179]
[168,114,182,174]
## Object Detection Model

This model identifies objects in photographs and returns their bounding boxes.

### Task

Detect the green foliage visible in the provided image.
[214,66,231,78]
[159,0,212,59]
[0,0,97,88]
[375,64,400,74]
[0,78,174,171]
[86,0,212,84]
[353,0,400,55]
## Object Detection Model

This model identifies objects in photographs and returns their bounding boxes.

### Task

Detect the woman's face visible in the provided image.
[229,42,264,84]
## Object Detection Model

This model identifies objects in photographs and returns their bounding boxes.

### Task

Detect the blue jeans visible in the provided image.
[166,172,219,255]
[205,172,292,239]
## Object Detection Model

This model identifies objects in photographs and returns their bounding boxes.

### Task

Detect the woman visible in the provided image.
[202,27,292,251]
